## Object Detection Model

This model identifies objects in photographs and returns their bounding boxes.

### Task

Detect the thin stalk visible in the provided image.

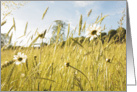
[23,63,27,75]
[69,65,93,90]
[37,38,43,91]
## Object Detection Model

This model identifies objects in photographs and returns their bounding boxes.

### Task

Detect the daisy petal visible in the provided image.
[85,24,102,41]
[94,35,97,38]
[97,32,100,35]
[22,59,26,63]
[15,62,21,65]
[90,36,94,41]
[18,52,21,56]
[96,25,101,30]
[93,24,96,28]
[13,57,17,60]
[13,52,27,65]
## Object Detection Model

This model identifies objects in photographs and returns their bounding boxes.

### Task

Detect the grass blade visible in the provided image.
[2,11,11,20]
[82,22,86,32]
[18,35,25,39]
[79,15,82,36]
[6,25,14,37]
[67,24,70,39]
[29,36,39,47]
[71,38,84,48]
[42,7,49,20]
[36,77,56,82]
[1,20,6,26]
[26,31,31,37]
[34,28,39,35]
[5,64,15,84]
[24,22,28,35]
[96,15,109,24]
[95,16,100,23]
[74,25,77,34]
[8,32,13,44]
[13,18,16,31]
[87,9,92,17]
[47,23,53,32]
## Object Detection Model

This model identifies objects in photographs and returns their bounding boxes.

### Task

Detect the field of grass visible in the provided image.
[1,2,126,91]
[1,39,126,91]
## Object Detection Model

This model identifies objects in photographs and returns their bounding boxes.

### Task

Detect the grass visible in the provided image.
[1,40,126,91]
[1,4,126,91]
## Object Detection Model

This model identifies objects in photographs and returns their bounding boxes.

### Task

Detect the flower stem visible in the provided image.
[69,65,93,90]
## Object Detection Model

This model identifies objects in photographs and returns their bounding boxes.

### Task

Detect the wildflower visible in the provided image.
[13,52,27,65]
[86,24,102,41]
[106,58,111,62]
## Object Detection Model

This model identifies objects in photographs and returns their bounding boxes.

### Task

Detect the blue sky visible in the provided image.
[1,1,126,46]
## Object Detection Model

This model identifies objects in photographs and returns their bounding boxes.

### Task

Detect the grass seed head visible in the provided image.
[87,9,92,17]
[106,58,111,62]
[1,20,6,26]
[1,61,14,70]
[65,62,70,67]
[79,15,82,36]
[34,55,37,60]
[42,7,49,20]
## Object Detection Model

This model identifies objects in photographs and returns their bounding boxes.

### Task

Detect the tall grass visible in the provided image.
[1,5,126,91]
[1,40,126,91]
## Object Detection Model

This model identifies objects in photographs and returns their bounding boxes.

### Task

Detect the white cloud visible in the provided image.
[74,1,94,7]
[49,1,54,4]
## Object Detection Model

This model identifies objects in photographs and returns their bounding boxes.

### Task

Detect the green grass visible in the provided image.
[1,40,126,91]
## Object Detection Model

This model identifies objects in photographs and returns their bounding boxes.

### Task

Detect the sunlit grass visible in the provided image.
[1,41,126,91]
[1,2,126,91]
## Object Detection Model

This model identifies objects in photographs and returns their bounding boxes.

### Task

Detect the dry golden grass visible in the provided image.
[1,41,126,91]
[1,5,126,91]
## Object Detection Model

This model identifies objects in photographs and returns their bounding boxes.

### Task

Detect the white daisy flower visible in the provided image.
[86,24,102,41]
[13,52,27,65]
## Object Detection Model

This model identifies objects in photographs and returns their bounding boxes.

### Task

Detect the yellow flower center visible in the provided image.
[18,57,23,61]
[91,30,97,35]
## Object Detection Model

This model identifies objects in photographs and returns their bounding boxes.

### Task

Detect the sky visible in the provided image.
[1,1,126,47]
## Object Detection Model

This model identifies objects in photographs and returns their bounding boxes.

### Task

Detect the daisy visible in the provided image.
[13,52,27,65]
[86,24,102,41]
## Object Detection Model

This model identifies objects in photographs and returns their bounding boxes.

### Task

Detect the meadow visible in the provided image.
[1,2,126,91]
[1,36,126,91]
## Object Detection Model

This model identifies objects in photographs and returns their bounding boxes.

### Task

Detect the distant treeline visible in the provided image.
[59,27,126,47]
[1,27,126,50]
